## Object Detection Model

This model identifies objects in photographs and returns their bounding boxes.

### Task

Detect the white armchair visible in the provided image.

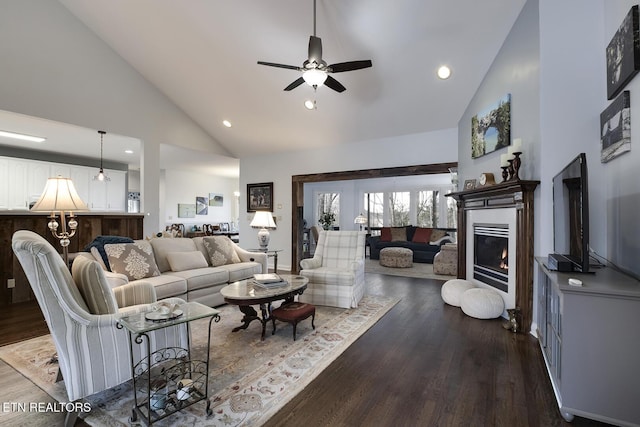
[11,231,189,411]
[298,230,366,308]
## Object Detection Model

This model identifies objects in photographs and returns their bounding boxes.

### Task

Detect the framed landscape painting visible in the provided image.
[247,182,273,212]
[471,94,511,159]
[607,5,640,100]
[600,90,631,163]
[209,193,224,207]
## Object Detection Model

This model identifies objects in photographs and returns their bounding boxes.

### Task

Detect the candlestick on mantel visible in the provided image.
[500,153,510,167]
[512,138,523,153]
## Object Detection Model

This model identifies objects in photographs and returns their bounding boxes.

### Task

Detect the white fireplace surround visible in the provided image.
[466,207,517,317]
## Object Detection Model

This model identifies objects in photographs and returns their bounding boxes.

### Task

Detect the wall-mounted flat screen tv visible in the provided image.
[552,153,590,273]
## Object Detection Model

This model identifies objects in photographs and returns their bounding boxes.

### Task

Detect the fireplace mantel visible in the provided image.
[447,179,539,332]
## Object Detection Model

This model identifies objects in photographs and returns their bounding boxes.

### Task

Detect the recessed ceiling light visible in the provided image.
[437,65,451,80]
[125,149,134,154]
[304,100,316,110]
[0,130,46,143]
[223,120,232,128]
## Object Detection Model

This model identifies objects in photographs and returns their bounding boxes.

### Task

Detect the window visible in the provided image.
[316,192,340,228]
[362,187,456,230]
[388,192,410,226]
[417,190,439,227]
[364,192,384,227]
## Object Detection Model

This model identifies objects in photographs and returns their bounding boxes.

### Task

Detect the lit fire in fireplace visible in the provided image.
[500,248,508,270]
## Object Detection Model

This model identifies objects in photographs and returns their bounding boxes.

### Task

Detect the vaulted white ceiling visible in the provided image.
[55,0,526,160]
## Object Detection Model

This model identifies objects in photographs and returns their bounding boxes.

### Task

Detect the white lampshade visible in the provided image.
[250,211,276,250]
[354,214,367,225]
[250,211,277,229]
[31,176,89,212]
[303,69,328,87]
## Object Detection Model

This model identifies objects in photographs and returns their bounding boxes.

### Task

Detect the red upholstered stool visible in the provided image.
[271,302,316,341]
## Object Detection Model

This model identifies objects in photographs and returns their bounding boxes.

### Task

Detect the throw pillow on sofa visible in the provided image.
[104,241,161,281]
[429,229,453,245]
[381,227,407,242]
[203,236,241,267]
[166,251,209,272]
[412,227,433,243]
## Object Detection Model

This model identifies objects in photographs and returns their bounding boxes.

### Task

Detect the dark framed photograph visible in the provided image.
[464,179,477,190]
[471,93,511,158]
[247,182,273,212]
[600,90,631,163]
[607,5,640,100]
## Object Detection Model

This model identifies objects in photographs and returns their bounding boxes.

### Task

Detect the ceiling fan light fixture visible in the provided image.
[437,65,451,80]
[303,68,327,87]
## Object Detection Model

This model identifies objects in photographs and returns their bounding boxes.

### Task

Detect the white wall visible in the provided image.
[162,170,239,232]
[600,2,640,278]
[458,0,542,262]
[0,0,229,236]
[240,127,458,271]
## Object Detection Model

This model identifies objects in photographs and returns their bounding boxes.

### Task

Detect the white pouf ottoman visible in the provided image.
[441,279,475,307]
[460,288,505,319]
[379,247,413,268]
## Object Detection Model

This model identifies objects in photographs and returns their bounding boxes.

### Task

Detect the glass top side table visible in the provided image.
[117,302,220,425]
[246,248,282,273]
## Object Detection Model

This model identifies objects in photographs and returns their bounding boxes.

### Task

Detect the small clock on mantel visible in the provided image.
[478,172,496,187]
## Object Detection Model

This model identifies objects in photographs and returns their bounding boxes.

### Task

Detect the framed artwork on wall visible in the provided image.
[247,182,273,212]
[471,94,511,158]
[178,203,196,218]
[209,193,224,207]
[600,90,631,163]
[606,5,640,100]
[196,196,208,215]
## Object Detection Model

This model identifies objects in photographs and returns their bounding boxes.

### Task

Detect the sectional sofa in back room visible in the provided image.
[368,226,455,263]
[78,235,268,307]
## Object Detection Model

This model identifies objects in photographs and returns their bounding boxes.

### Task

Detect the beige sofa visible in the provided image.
[80,236,267,307]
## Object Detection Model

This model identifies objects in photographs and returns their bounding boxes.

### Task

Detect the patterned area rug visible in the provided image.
[0,294,398,426]
[364,258,455,280]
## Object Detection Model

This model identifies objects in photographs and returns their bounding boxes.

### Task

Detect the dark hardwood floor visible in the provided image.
[265,273,610,427]
[0,272,611,426]
[0,300,48,346]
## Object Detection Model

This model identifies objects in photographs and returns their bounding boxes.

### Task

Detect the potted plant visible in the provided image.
[319,211,336,230]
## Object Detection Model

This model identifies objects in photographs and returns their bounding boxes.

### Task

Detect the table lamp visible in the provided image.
[354,213,368,231]
[250,211,276,250]
[31,176,89,266]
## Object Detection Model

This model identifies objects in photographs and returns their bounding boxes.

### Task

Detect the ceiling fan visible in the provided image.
[257,0,372,93]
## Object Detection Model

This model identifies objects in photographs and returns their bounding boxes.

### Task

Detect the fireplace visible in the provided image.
[473,224,509,292]
[447,180,539,332]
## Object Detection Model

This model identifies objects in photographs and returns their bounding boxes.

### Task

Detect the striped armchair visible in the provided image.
[299,230,366,308]
[11,231,188,406]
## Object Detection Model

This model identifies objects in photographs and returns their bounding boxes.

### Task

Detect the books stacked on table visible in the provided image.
[252,273,288,288]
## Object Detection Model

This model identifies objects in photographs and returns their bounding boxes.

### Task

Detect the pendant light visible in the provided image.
[93,130,110,182]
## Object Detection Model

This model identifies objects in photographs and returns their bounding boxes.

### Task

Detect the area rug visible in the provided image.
[0,294,398,426]
[365,258,454,280]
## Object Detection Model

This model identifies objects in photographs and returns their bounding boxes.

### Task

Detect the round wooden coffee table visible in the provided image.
[220,274,309,340]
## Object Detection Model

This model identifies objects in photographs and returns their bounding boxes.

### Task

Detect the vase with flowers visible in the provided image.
[319,211,336,230]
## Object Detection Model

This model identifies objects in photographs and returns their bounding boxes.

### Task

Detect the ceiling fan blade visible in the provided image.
[284,77,305,91]
[324,75,346,93]
[308,36,323,63]
[328,60,373,73]
[258,61,300,71]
